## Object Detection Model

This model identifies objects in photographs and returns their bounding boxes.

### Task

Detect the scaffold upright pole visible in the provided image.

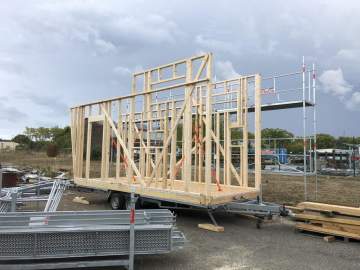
[313,63,318,200]
[302,56,307,201]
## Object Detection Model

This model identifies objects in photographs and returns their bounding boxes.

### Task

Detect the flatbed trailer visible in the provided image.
[76,177,259,207]
[70,53,275,225]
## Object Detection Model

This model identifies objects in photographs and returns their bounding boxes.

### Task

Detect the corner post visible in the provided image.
[254,74,262,190]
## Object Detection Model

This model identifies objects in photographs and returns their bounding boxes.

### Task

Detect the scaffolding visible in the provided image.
[246,58,317,201]
[0,179,69,212]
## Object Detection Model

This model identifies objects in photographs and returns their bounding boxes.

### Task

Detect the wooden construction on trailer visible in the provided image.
[70,53,262,207]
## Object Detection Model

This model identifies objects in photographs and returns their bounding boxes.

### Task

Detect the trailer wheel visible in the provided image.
[110,192,125,210]
[124,197,142,210]
[256,218,262,229]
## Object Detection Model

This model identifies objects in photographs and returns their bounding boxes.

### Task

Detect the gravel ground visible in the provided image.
[56,189,360,270]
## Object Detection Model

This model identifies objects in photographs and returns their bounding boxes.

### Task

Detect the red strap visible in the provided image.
[211,168,222,191]
[111,139,117,148]
[122,155,128,168]
[130,208,135,224]
[174,157,185,177]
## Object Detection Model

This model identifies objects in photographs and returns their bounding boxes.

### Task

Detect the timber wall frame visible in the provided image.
[71,53,262,206]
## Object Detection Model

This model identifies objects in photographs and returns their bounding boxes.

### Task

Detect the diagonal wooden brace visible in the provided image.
[101,104,144,186]
[133,123,156,169]
[201,117,242,185]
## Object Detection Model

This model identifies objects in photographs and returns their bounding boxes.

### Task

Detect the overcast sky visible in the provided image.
[0,0,359,139]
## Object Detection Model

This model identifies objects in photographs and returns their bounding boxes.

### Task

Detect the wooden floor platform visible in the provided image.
[75,177,258,207]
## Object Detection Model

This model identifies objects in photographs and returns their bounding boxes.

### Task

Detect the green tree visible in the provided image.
[261,128,294,150]
[262,128,294,139]
[336,136,360,148]
[12,134,32,145]
[24,127,52,141]
[52,126,71,149]
[287,140,303,154]
[316,133,336,149]
[21,126,72,151]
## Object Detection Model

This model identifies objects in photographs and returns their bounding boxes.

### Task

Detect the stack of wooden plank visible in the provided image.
[291,202,360,241]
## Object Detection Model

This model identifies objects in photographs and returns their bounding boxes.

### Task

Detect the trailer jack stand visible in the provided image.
[207,209,219,227]
[198,209,225,232]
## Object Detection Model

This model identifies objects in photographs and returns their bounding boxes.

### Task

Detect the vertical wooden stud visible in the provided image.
[205,83,212,195]
[169,101,177,188]
[254,74,262,189]
[183,59,192,191]
[85,121,92,179]
[216,112,220,185]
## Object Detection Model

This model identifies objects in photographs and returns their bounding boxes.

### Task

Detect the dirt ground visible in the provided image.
[57,189,360,270]
[1,149,360,269]
[261,173,360,207]
[0,151,73,173]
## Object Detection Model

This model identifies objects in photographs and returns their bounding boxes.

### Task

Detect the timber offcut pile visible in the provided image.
[292,202,360,241]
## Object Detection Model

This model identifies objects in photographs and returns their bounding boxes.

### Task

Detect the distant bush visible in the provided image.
[46,144,59,157]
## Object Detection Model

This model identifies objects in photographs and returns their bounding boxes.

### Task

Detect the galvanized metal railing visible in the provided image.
[0,209,185,260]
[0,180,69,212]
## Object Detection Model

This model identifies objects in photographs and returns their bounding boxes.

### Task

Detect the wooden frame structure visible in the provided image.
[71,53,262,206]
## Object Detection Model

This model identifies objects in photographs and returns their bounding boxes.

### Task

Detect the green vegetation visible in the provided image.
[261,128,359,154]
[12,126,71,152]
[10,126,359,155]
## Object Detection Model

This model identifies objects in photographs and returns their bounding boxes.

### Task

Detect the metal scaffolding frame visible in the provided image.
[0,179,69,212]
[245,57,317,201]
[0,208,186,270]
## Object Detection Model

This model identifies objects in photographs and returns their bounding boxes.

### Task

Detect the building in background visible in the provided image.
[0,140,19,151]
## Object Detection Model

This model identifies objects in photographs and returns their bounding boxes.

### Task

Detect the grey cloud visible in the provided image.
[10,3,181,56]
[28,95,68,115]
[346,92,360,111]
[336,49,360,61]
[0,0,360,137]
[195,35,238,55]
[113,66,132,76]
[319,69,352,97]
[319,68,360,112]
[0,101,27,122]
[15,92,68,115]
[0,57,26,76]
[215,61,239,80]
[94,38,117,55]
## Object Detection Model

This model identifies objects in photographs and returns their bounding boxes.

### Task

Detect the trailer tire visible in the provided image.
[256,218,262,229]
[124,196,142,210]
[109,192,125,210]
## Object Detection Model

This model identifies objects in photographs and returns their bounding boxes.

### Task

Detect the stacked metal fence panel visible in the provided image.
[43,180,68,212]
[0,209,185,260]
[0,180,68,212]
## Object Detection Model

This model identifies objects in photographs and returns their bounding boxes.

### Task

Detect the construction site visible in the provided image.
[1,2,360,268]
[1,51,360,269]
